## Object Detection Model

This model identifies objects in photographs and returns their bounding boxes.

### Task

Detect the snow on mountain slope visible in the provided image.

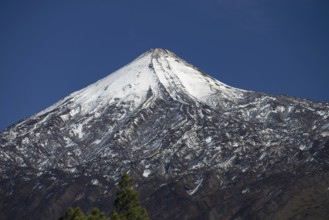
[35,50,158,117]
[35,48,245,118]
[152,49,245,101]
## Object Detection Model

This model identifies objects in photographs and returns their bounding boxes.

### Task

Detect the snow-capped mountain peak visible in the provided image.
[37,48,245,118]
[1,49,329,220]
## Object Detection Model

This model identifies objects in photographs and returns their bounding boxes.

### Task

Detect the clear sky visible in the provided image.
[1,0,329,131]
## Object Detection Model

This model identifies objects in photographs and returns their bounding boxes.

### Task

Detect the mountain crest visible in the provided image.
[36,49,245,118]
[147,48,171,56]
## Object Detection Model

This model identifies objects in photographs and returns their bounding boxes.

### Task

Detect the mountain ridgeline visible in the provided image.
[1,49,329,219]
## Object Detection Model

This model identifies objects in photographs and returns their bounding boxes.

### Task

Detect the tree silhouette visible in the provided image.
[87,208,110,220]
[112,173,150,220]
[59,207,86,220]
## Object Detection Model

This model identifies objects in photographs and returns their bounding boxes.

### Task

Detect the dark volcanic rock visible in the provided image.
[1,49,329,219]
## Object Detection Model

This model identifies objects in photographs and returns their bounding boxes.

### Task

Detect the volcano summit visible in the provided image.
[1,49,329,219]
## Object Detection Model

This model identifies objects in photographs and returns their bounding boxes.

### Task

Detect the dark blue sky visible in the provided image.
[1,0,329,131]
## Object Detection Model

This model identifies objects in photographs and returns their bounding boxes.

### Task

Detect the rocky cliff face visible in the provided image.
[1,49,329,219]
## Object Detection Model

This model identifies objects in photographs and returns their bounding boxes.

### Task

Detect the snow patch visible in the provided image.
[91,179,100,186]
[258,152,267,160]
[22,137,30,144]
[317,110,326,116]
[93,139,101,145]
[69,107,80,117]
[242,188,250,194]
[60,114,69,121]
[187,178,203,195]
[321,131,329,137]
[205,137,212,143]
[71,124,84,138]
[299,145,307,151]
[143,169,151,177]
[276,106,285,112]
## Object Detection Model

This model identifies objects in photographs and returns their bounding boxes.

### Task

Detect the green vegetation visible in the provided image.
[113,173,150,220]
[59,207,109,220]
[58,173,150,220]
[59,207,86,220]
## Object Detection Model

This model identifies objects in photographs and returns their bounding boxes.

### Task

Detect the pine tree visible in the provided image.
[59,207,110,220]
[87,208,110,220]
[112,173,150,220]
[59,207,86,220]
